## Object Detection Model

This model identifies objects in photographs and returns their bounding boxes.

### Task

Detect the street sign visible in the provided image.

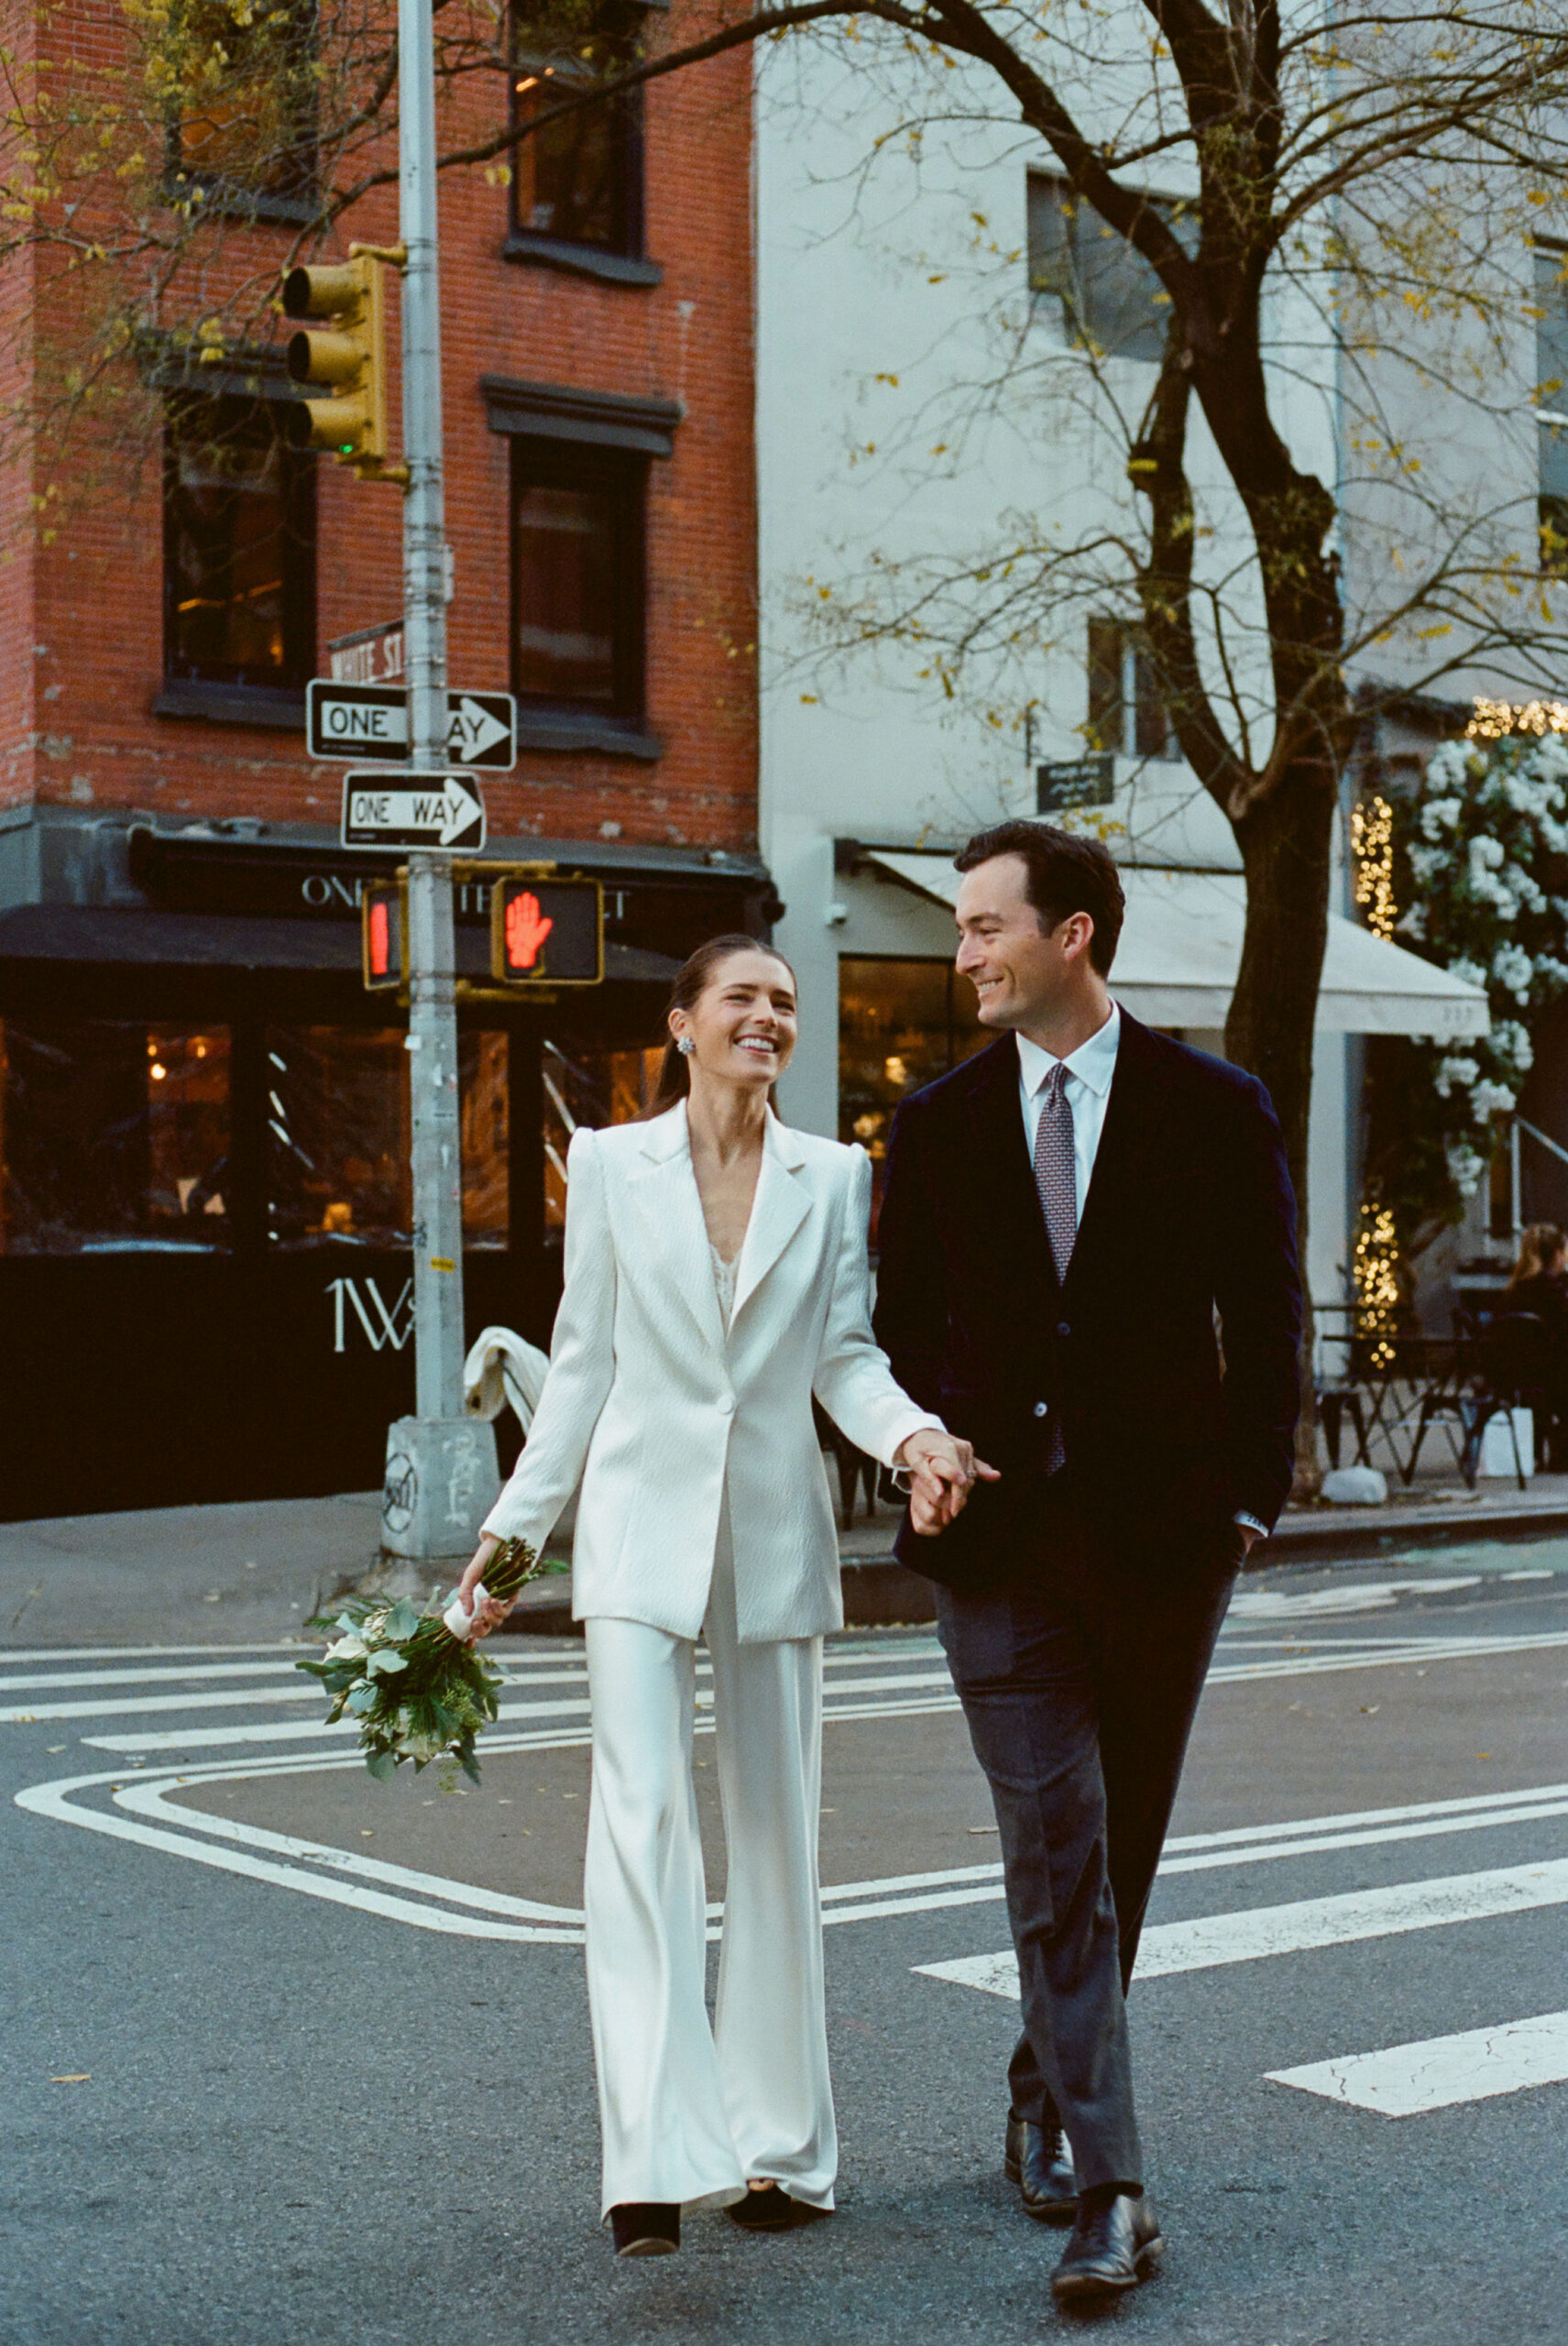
[307,679,517,769]
[329,620,405,684]
[341,772,487,850]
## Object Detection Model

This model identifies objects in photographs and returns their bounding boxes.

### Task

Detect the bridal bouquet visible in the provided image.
[297,1536,544,1783]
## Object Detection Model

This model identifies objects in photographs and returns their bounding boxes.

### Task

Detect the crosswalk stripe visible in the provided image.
[1267,2012,1568,2115]
[915,1858,1568,2000]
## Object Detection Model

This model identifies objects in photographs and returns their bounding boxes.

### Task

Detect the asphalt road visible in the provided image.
[5,1534,1568,2346]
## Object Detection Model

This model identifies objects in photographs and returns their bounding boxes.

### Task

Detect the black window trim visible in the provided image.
[504,0,665,280]
[485,375,679,758]
[160,0,322,224]
[159,365,317,729]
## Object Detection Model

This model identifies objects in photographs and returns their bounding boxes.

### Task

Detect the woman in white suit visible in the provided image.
[456,935,982,2257]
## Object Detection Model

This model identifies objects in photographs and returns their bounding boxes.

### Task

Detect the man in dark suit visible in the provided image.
[873,821,1300,2304]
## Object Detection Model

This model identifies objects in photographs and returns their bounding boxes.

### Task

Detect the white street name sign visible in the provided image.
[308,680,517,769]
[341,772,487,851]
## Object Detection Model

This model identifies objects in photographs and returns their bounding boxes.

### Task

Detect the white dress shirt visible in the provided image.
[1014,1004,1266,1544]
[1016,1002,1121,1203]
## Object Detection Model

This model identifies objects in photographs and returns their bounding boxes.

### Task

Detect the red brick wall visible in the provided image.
[13,4,758,849]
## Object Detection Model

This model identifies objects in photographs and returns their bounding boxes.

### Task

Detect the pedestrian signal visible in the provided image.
[361,878,404,990]
[490,875,603,987]
[281,245,405,484]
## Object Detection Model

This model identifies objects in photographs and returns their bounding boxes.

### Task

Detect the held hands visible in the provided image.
[894,1430,1001,1538]
[454,1532,510,1640]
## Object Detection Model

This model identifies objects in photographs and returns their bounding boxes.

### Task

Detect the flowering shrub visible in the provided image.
[1365,734,1568,1240]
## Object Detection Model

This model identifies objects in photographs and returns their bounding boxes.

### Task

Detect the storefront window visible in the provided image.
[839,959,987,1227]
[266,1025,510,1249]
[0,1019,232,1254]
[542,1038,663,1230]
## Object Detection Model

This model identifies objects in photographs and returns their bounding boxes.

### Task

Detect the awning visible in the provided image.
[0,904,680,984]
[861,852,1490,1039]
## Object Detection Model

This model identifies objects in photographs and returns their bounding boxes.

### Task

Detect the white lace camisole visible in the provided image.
[708,1243,739,1332]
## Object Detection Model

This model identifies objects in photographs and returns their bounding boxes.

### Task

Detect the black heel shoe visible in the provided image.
[610,2202,680,2256]
[725,2183,828,2231]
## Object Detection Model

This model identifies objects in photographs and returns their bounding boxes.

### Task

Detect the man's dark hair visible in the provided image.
[953,820,1125,976]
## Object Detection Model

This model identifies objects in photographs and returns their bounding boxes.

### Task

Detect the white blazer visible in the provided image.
[481,1102,941,1642]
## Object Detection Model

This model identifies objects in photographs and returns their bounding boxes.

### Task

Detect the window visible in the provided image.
[165,392,316,691]
[510,439,645,721]
[1087,617,1178,761]
[1027,174,1190,364]
[266,1027,510,1250]
[165,0,316,213]
[1535,244,1568,573]
[0,1020,231,1254]
[508,1,652,269]
[839,960,988,1230]
[541,1040,663,1230]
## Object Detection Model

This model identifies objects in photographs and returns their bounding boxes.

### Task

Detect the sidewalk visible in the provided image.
[5,1461,1568,1649]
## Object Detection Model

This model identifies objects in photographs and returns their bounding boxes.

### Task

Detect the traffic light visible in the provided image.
[361,878,405,990]
[281,246,403,482]
[490,875,604,987]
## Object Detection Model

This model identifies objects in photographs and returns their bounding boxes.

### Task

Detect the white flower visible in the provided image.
[1426,741,1469,787]
[1434,1055,1479,1098]
[1446,1137,1487,1197]
[1491,944,1534,1003]
[1490,1021,1534,1074]
[1529,733,1568,786]
[1420,795,1464,839]
[1398,904,1427,938]
[1468,835,1505,872]
[1448,957,1487,989]
[1409,844,1446,886]
[1470,1080,1517,1118]
[324,1635,367,1663]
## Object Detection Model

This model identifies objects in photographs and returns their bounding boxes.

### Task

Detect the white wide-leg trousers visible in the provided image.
[582,1529,836,2217]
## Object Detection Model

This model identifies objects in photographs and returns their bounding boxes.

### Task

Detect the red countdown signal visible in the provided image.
[360,879,403,991]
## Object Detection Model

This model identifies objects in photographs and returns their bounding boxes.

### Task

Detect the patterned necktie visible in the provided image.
[1032,1061,1077,1473]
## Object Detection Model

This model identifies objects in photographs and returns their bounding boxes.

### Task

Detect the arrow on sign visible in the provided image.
[340,771,487,850]
[450,696,511,764]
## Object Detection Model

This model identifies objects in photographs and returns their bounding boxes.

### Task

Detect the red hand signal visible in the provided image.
[505,889,554,971]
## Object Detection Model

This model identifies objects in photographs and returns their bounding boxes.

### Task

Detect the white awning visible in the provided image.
[861,852,1490,1039]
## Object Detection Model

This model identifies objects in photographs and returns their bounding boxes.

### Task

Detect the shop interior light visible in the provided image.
[149,1062,167,1081]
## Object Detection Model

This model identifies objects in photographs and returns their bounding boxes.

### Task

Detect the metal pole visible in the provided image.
[378,0,497,1572]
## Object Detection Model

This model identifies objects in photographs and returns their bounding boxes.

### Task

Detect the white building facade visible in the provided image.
[752,37,1489,1318]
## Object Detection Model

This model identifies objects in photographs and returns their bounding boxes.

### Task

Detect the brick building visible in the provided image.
[0,4,772,1519]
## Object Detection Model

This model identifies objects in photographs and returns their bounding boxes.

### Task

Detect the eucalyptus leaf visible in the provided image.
[365,1749,399,1782]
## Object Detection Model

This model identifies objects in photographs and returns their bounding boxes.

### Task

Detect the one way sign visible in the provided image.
[308,680,517,770]
[341,772,487,851]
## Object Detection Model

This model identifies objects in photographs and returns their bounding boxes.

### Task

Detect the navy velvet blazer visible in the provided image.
[872,1013,1302,1584]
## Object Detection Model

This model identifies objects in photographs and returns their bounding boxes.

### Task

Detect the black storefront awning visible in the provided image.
[0,903,681,982]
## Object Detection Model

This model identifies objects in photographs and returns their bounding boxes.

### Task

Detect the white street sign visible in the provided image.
[340,772,487,851]
[308,680,517,769]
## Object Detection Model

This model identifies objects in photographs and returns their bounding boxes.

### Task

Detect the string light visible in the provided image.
[1467,696,1568,740]
[1353,1200,1400,1368]
[1350,794,1397,940]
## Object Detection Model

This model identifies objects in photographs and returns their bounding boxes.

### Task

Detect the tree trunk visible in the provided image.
[1225,756,1338,1496]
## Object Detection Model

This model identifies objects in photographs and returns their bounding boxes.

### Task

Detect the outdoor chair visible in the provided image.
[1458,1310,1556,1491]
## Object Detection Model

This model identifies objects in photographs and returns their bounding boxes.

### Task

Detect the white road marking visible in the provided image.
[915,1857,1568,2000]
[1267,2012,1568,2115]
[1225,1577,1482,1620]
[0,1667,591,1726]
[50,1626,1568,1754]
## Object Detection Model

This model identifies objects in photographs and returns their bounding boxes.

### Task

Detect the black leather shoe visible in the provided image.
[1050,2191,1163,2301]
[725,2183,830,2231]
[610,2201,680,2256]
[1003,2110,1076,2223]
